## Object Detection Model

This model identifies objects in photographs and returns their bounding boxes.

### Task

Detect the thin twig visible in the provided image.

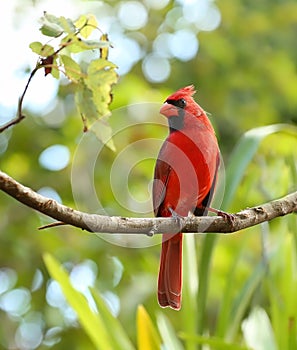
[0,66,39,133]
[38,221,67,230]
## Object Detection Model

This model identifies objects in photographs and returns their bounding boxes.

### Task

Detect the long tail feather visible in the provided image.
[157,233,183,310]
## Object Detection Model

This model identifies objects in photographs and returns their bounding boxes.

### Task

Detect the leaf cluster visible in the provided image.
[29,12,118,134]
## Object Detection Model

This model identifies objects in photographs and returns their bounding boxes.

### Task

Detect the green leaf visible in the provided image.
[29,42,55,57]
[196,125,297,339]
[181,234,198,350]
[222,124,297,210]
[75,84,116,150]
[227,261,267,340]
[85,58,118,118]
[88,58,118,72]
[51,56,60,79]
[179,333,250,350]
[60,54,82,82]
[75,82,98,121]
[268,235,297,349]
[242,307,277,350]
[75,14,88,32]
[60,34,83,53]
[157,313,184,350]
[39,13,75,37]
[40,12,64,37]
[58,16,76,34]
[137,305,161,350]
[216,242,247,338]
[90,288,135,350]
[91,118,116,152]
[78,39,111,51]
[30,41,43,54]
[60,34,110,54]
[75,14,98,38]
[43,253,114,350]
[197,234,217,335]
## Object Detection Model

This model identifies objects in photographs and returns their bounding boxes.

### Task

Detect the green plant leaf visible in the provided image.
[137,305,161,350]
[75,82,98,120]
[58,15,76,34]
[90,288,135,350]
[179,333,250,350]
[60,33,106,53]
[78,39,111,51]
[268,234,297,349]
[51,56,60,79]
[216,242,247,338]
[242,307,277,350]
[227,260,267,340]
[60,54,82,82]
[222,124,297,210]
[197,234,217,335]
[181,234,198,350]
[91,118,116,152]
[85,58,118,118]
[75,14,98,38]
[157,312,184,350]
[29,42,55,57]
[43,253,114,350]
[75,85,116,150]
[198,124,297,338]
[39,12,64,37]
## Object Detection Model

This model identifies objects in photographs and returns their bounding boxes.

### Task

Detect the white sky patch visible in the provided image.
[0,0,93,115]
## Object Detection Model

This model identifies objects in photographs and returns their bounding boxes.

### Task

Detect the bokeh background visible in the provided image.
[0,0,297,349]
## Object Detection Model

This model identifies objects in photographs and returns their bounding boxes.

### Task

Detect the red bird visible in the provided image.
[153,85,220,310]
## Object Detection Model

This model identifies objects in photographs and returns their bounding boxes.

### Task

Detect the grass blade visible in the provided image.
[179,333,250,350]
[242,307,277,350]
[90,287,135,350]
[227,260,267,340]
[222,124,297,209]
[43,253,115,350]
[157,312,184,350]
[137,305,161,350]
[181,234,198,350]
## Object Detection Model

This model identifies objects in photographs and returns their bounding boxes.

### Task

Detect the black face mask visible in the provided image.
[166,98,186,132]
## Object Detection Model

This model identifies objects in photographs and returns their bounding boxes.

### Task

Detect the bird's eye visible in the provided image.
[166,98,187,109]
[177,98,186,109]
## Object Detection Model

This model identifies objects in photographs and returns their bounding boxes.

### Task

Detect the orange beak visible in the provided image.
[160,103,179,118]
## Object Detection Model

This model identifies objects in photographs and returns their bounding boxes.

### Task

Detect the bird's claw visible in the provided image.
[203,205,235,224]
[216,210,236,224]
[168,207,185,231]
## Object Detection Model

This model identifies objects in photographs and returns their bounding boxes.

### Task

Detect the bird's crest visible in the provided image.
[179,85,196,97]
[166,85,196,102]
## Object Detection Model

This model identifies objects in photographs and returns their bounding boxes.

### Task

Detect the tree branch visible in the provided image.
[0,170,296,235]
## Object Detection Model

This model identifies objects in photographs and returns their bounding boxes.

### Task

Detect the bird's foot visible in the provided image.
[168,207,185,231]
[206,206,235,224]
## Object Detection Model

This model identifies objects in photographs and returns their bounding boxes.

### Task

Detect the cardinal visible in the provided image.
[153,85,220,310]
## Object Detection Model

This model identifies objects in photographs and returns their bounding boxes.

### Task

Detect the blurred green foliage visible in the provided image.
[0,0,297,349]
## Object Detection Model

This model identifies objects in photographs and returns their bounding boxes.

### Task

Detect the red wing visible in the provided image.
[152,158,171,217]
[194,152,220,216]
